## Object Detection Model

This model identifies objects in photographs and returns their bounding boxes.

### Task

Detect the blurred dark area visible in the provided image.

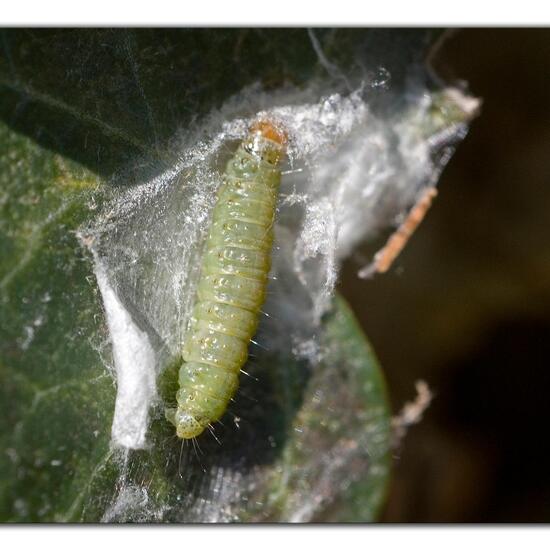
[340,28,550,522]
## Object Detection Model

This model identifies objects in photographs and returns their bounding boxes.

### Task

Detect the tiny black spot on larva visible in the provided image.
[166,119,287,439]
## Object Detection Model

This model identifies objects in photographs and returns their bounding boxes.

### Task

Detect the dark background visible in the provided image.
[340,28,550,522]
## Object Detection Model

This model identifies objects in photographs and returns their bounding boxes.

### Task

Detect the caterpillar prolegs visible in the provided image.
[166,120,287,439]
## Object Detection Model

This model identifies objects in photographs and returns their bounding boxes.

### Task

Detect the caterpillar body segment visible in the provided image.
[168,120,287,439]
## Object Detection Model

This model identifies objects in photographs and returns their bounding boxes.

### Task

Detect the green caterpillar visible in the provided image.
[166,120,287,439]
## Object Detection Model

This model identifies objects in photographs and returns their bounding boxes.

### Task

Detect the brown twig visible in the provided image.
[391,380,433,446]
[359,187,438,278]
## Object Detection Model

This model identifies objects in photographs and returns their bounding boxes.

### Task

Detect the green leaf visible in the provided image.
[0,120,112,521]
[0,29,449,522]
[0,134,391,517]
[0,121,391,519]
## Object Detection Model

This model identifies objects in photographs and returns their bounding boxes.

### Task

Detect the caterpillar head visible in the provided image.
[245,119,287,165]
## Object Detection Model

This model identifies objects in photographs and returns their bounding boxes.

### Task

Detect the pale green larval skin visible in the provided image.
[167,124,286,439]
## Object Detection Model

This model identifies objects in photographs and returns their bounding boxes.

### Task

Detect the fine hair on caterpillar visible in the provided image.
[165,118,288,440]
